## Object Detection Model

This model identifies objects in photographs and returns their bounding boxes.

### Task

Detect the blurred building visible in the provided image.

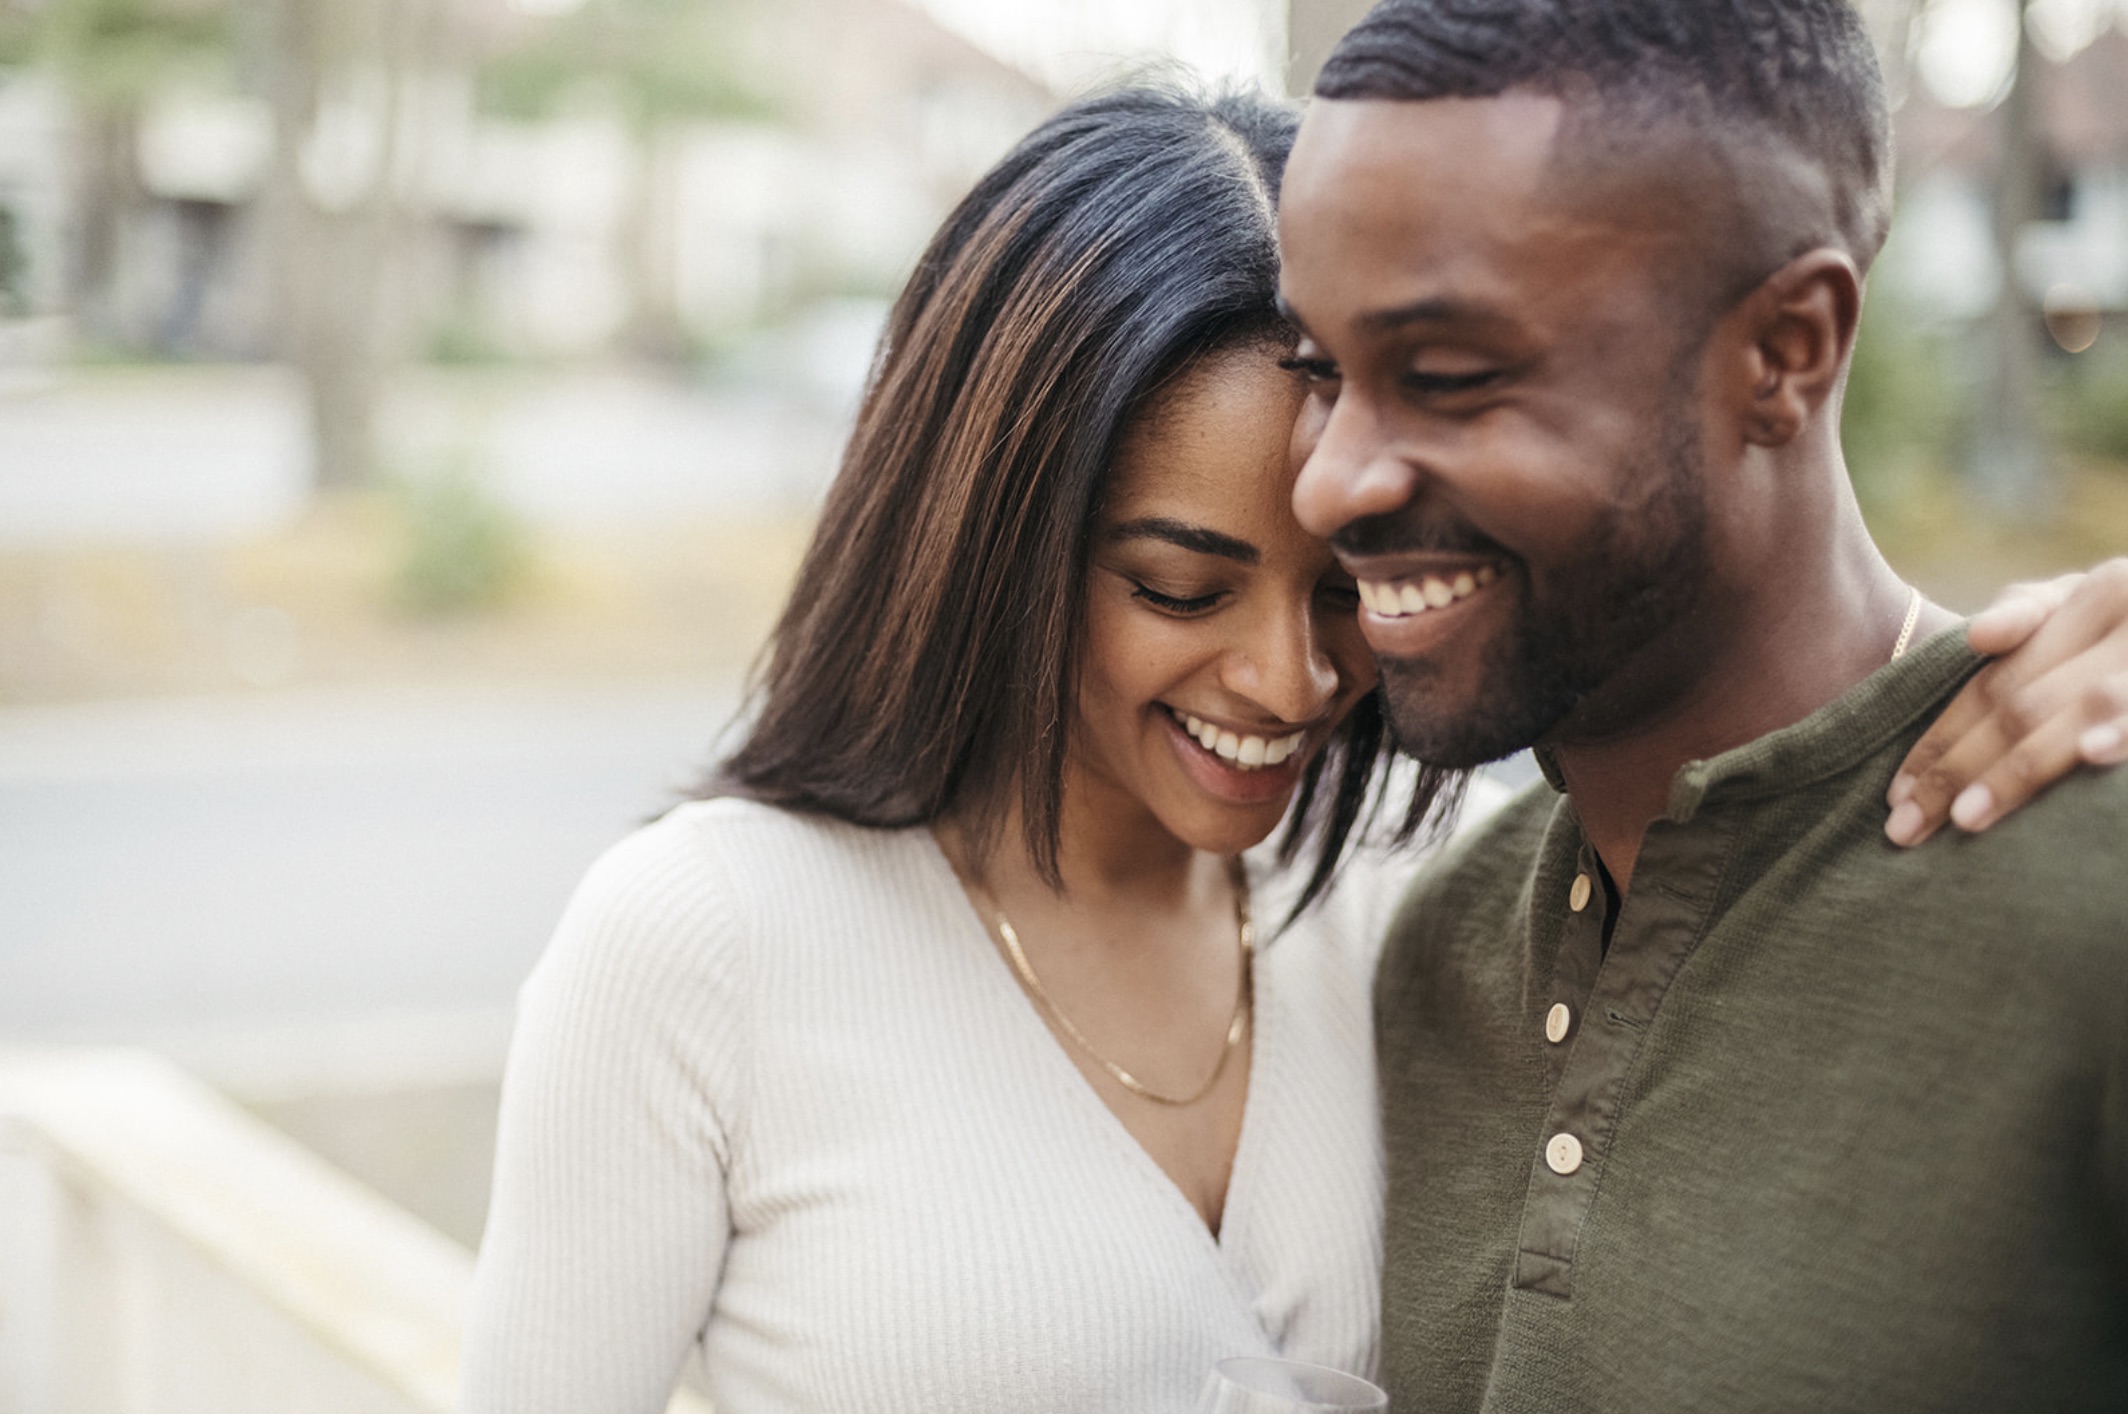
[1882,20,2128,336]
[0,0,1052,367]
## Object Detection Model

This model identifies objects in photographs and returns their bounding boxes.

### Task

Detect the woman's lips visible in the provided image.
[1169,708,1308,768]
[1159,707,1311,804]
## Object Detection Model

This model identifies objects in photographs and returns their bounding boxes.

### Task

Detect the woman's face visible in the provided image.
[1073,345,1379,857]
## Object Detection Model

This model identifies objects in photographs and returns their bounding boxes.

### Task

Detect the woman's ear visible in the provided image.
[1733,248,1862,449]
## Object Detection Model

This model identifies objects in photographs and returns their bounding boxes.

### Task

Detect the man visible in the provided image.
[1275,1,2128,1409]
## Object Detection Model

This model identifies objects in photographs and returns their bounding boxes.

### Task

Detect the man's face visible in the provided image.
[1279,93,1723,767]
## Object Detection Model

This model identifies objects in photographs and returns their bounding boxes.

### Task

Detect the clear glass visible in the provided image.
[1195,1356,1390,1413]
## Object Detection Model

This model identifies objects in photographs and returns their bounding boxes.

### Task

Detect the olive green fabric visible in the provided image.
[1377,625,2128,1412]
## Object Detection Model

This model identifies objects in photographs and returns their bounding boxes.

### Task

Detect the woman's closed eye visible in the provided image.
[1132,582,1225,616]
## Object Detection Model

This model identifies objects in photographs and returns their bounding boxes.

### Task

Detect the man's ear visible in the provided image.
[1733,248,1862,448]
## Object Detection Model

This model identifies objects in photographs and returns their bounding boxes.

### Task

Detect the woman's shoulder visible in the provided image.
[544,798,923,988]
[559,797,947,956]
[587,796,906,899]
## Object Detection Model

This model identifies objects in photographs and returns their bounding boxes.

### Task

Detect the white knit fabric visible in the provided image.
[461,795,1422,1414]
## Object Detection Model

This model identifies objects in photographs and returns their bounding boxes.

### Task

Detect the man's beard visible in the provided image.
[1377,400,1713,769]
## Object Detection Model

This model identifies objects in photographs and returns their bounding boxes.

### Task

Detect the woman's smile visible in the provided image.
[1157,704,1317,806]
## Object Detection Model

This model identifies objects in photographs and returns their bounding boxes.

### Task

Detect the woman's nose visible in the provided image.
[1220,601,1342,725]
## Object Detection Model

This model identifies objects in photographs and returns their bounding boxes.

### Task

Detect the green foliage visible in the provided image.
[2051,336,2128,464]
[0,204,27,317]
[22,0,232,110]
[475,0,774,129]
[0,3,37,65]
[423,311,516,367]
[393,466,530,615]
[1842,294,1956,507]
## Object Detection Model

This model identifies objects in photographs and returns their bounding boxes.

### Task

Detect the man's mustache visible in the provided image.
[1329,512,1510,562]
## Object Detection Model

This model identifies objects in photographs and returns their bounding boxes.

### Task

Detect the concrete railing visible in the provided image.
[0,1047,712,1414]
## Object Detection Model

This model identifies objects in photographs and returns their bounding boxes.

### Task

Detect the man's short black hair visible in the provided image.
[1316,0,1892,273]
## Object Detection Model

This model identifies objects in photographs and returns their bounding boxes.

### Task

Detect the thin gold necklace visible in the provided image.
[988,870,1254,1108]
[1891,583,1923,661]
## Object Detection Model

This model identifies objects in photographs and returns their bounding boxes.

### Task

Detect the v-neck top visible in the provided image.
[462,796,1406,1413]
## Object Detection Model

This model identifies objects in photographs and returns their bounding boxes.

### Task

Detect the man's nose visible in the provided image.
[1291,393,1420,541]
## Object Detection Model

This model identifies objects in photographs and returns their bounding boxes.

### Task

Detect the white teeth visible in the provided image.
[1359,565,1502,620]
[1174,710,1308,772]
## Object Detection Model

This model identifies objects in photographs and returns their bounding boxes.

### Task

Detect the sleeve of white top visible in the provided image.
[461,814,747,1414]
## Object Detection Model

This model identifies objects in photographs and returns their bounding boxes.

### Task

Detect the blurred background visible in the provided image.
[0,0,2123,1401]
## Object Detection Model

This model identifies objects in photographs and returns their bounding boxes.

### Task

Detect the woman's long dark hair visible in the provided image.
[709,84,1459,912]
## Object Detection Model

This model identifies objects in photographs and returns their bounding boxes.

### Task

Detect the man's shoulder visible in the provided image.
[1403,775,1559,907]
[1909,763,2128,931]
[1376,778,1563,986]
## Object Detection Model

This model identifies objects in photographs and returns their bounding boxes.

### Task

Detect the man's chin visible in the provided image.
[1377,661,1574,770]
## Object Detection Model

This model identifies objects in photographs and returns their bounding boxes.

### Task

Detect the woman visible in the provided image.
[462,85,2128,1414]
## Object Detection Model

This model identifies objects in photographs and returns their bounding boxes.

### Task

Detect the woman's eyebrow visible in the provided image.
[1107,517,1259,564]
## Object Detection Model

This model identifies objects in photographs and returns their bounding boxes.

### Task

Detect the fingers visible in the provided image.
[1965,572,2083,657]
[2082,717,2128,766]
[1903,668,2128,843]
[1888,558,2128,846]
[1886,657,2021,846]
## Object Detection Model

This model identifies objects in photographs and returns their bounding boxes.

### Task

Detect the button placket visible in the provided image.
[1512,819,1732,1299]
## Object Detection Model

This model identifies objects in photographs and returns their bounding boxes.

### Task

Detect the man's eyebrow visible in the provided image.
[1276,293,1514,338]
[1360,296,1514,334]
[1108,517,1259,565]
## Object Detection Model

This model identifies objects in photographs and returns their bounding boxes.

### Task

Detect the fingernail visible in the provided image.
[1885,800,1924,846]
[2082,723,2125,763]
[1886,772,1915,807]
[1950,783,1994,831]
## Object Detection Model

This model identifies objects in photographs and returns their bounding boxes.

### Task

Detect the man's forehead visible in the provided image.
[1287,92,1566,207]
[1280,89,1741,324]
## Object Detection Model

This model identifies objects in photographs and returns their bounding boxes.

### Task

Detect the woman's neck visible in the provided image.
[938,772,1223,919]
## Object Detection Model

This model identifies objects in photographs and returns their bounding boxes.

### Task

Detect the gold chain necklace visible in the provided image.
[1890,584,1923,661]
[988,871,1254,1108]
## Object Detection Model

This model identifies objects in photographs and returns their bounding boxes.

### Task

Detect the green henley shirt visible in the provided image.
[1377,625,2128,1412]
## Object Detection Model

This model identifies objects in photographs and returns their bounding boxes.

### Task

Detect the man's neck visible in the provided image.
[1549,556,1954,895]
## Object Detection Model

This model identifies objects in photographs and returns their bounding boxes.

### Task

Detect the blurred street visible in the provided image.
[0,676,739,1042]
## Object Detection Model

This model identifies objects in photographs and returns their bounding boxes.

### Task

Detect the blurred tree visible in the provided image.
[1970,0,2053,520]
[476,0,774,360]
[1284,0,1374,96]
[253,0,441,491]
[1857,0,2057,520]
[9,0,233,342]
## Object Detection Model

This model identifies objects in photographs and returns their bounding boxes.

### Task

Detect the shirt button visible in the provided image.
[1570,873,1593,912]
[1545,1003,1572,1044]
[1546,1132,1584,1176]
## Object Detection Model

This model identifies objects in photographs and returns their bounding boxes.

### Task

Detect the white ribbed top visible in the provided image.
[461,796,1414,1414]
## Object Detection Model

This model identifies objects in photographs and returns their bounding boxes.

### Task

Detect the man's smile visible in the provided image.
[1357,562,1501,618]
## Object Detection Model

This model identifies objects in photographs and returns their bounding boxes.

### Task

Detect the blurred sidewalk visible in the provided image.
[0,363,844,544]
